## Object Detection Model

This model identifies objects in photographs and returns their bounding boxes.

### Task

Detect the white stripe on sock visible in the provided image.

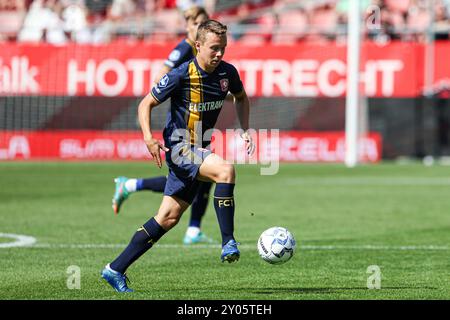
[124,179,138,192]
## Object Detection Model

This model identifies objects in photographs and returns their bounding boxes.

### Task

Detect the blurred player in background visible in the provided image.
[102,20,255,292]
[112,6,214,246]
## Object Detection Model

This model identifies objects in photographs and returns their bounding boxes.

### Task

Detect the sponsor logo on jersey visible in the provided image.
[197,147,209,153]
[189,100,224,112]
[169,49,181,62]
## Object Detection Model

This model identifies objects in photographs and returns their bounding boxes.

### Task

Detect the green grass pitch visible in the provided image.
[0,162,449,300]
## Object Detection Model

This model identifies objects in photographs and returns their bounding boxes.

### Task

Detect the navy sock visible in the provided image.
[137,176,167,192]
[213,183,235,246]
[110,217,166,274]
[189,182,213,228]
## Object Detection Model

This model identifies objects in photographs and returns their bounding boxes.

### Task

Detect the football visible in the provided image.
[257,227,296,264]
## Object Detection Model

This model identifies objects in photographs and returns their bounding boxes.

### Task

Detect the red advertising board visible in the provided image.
[0,41,442,97]
[0,130,381,163]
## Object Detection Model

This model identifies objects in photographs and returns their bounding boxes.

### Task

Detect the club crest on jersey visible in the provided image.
[220,79,229,92]
[159,74,169,88]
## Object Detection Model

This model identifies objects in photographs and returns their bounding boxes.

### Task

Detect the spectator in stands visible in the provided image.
[364,1,391,43]
[149,6,184,42]
[79,0,114,42]
[384,0,410,14]
[235,10,275,45]
[109,0,136,21]
[85,0,113,22]
[0,0,26,41]
[17,0,45,42]
[45,0,67,43]
[308,0,339,41]
[272,4,308,44]
[18,0,67,44]
[434,0,450,39]
[61,0,89,42]
[406,0,431,42]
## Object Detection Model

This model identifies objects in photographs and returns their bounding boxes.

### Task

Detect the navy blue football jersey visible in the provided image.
[151,58,243,148]
[164,39,197,69]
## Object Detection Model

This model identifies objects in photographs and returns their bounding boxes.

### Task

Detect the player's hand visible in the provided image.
[241,131,255,156]
[144,138,169,168]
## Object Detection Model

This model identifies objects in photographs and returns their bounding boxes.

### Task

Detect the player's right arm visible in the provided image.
[139,68,182,168]
[138,93,169,168]
[153,65,172,85]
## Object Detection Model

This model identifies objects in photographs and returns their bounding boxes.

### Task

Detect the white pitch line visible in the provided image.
[12,243,450,251]
[0,233,37,248]
[285,177,450,186]
[1,233,447,251]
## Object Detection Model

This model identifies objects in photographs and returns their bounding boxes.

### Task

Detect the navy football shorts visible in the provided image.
[163,143,212,204]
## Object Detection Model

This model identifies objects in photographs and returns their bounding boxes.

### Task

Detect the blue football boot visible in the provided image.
[221,239,240,263]
[101,264,133,293]
[112,177,129,214]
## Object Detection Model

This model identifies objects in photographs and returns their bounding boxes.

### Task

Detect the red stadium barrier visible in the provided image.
[0,130,381,163]
[1,41,446,97]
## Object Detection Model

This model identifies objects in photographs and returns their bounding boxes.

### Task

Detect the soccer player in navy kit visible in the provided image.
[112,7,215,245]
[102,20,255,292]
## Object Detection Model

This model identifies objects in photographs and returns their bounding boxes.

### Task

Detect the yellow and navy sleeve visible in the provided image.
[151,68,182,103]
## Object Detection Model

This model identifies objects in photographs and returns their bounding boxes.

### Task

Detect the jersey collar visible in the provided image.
[194,57,221,76]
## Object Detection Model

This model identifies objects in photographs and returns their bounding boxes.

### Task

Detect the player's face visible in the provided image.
[186,14,208,42]
[196,32,227,72]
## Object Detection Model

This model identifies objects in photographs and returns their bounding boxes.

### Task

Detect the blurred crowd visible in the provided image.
[1,0,450,44]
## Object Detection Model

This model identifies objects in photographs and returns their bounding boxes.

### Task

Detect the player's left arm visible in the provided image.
[232,89,255,156]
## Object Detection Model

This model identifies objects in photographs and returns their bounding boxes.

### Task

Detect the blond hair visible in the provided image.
[196,20,227,43]
[183,6,209,22]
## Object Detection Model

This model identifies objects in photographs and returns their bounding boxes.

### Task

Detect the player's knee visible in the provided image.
[156,208,182,230]
[216,164,235,183]
[164,216,180,229]
[158,213,180,230]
